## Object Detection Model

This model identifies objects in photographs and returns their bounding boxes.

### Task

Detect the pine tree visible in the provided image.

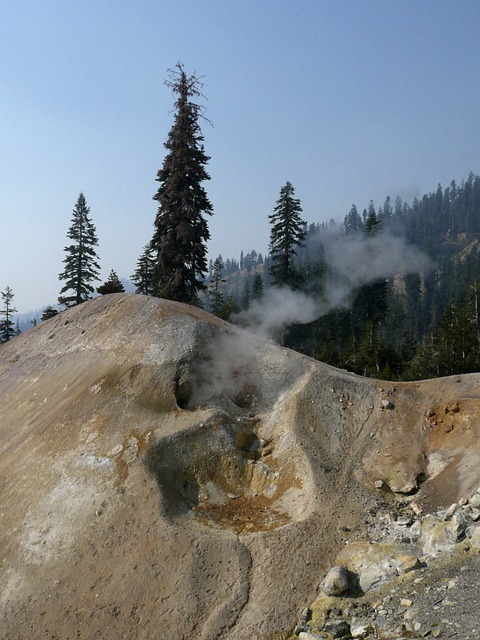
[41,306,59,322]
[152,63,213,305]
[466,279,480,358]
[343,204,363,234]
[252,273,264,300]
[97,270,125,295]
[405,331,440,380]
[221,293,241,320]
[0,286,18,343]
[268,181,306,288]
[58,193,100,307]
[380,195,392,224]
[208,257,226,316]
[131,244,156,296]
[241,273,251,310]
[404,273,422,340]
[364,201,380,233]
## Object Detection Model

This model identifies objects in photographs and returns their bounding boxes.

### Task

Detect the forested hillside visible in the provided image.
[208,172,480,380]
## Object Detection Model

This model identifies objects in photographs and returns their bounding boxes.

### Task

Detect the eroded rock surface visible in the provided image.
[2,294,480,640]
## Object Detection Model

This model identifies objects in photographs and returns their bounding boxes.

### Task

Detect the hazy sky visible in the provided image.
[2,0,480,312]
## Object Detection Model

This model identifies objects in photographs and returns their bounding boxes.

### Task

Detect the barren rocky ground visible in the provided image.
[1,294,480,639]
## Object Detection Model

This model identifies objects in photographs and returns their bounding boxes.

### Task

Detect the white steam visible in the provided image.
[319,231,433,312]
[235,287,319,339]
[235,231,433,338]
[190,329,262,407]
[191,231,432,405]
[322,231,432,290]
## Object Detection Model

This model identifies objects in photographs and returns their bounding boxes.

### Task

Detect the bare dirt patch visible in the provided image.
[146,411,306,534]
[3,296,480,640]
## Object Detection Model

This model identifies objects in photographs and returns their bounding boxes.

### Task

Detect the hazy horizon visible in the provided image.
[2,1,480,312]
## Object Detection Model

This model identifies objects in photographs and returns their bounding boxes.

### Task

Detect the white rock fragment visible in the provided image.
[381,399,394,410]
[107,444,124,457]
[351,624,370,638]
[443,503,458,520]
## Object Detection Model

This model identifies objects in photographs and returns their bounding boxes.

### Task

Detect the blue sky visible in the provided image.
[2,0,480,312]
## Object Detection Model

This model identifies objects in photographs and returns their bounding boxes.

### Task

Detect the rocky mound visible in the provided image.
[1,294,480,640]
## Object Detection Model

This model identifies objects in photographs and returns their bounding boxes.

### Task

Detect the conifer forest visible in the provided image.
[209,172,480,381]
[3,64,480,384]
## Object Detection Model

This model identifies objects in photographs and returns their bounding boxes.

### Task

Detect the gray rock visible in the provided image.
[359,557,398,592]
[469,492,480,509]
[444,510,467,542]
[443,503,458,520]
[294,622,310,635]
[320,565,350,596]
[409,520,422,541]
[469,508,480,522]
[468,525,480,549]
[421,511,467,558]
[323,619,351,638]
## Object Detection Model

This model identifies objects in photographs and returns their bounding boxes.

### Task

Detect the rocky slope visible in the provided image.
[1,294,480,640]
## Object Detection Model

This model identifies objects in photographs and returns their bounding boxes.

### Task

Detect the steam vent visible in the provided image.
[3,294,480,639]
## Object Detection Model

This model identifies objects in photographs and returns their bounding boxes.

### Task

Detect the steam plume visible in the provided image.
[318,231,433,313]
[237,231,433,338]
[192,231,432,405]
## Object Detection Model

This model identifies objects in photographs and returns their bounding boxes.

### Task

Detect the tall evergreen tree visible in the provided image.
[131,244,156,295]
[152,63,213,305]
[405,331,440,380]
[58,193,100,307]
[0,286,17,343]
[208,257,226,316]
[241,273,251,310]
[268,181,306,288]
[343,204,363,234]
[221,293,241,321]
[404,272,423,340]
[380,195,392,224]
[364,201,379,233]
[252,272,264,300]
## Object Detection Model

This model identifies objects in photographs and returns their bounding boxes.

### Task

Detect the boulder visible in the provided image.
[320,565,350,596]
[468,524,480,550]
[421,511,467,558]
[323,619,351,638]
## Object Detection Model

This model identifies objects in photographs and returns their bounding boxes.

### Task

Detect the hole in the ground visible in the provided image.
[174,376,193,410]
[173,358,197,410]
[146,412,308,534]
